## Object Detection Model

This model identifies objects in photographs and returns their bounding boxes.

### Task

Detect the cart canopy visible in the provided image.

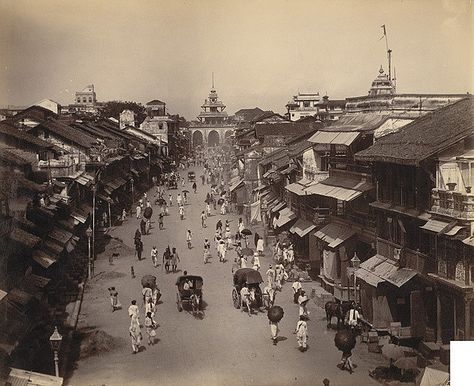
[233,268,263,286]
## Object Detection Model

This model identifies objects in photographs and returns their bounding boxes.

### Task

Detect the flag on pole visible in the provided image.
[379,24,386,40]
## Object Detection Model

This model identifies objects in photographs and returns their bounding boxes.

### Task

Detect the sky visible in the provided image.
[0,0,472,120]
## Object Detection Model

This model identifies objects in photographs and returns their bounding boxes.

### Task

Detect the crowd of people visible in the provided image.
[105,146,362,380]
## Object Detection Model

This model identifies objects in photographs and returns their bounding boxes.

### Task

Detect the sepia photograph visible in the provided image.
[0,0,472,385]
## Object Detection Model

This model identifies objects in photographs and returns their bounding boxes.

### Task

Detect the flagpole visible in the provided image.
[381,24,392,83]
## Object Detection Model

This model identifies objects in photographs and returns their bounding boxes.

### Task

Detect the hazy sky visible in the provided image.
[0,0,472,120]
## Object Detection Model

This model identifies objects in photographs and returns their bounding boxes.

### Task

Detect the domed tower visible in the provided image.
[368,66,396,97]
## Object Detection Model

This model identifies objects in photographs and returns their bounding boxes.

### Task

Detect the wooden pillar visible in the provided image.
[436,289,442,344]
[108,202,112,228]
[465,299,471,340]
[454,296,457,340]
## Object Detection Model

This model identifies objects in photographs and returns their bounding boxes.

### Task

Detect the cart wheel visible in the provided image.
[232,288,240,309]
[177,293,183,312]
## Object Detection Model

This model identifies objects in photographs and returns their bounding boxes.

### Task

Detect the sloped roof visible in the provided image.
[7,105,57,124]
[356,98,474,165]
[0,122,52,149]
[323,113,390,132]
[255,121,321,137]
[35,118,98,148]
[146,100,165,105]
[234,107,265,122]
[250,111,283,123]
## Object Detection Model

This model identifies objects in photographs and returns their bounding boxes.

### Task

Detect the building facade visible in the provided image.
[189,85,235,147]
[286,92,346,122]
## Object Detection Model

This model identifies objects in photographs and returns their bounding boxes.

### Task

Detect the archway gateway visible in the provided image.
[208,130,220,147]
[192,130,204,147]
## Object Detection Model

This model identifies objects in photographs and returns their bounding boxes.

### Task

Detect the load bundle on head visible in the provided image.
[267,306,284,323]
[141,275,157,289]
[334,329,356,352]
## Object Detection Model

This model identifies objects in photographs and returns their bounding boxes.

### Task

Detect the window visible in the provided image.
[82,97,87,103]
[455,261,465,282]
[303,101,310,108]
[89,97,92,103]
[77,98,81,103]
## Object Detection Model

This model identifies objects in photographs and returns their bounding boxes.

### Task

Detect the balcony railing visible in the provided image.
[431,188,474,220]
[299,203,331,224]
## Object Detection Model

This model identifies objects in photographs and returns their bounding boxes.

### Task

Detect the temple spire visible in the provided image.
[212,72,214,89]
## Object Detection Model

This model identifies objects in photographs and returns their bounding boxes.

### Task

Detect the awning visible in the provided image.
[9,227,41,249]
[229,178,244,192]
[49,227,73,246]
[130,168,140,177]
[32,249,57,268]
[420,219,451,233]
[463,237,474,247]
[70,209,88,224]
[280,164,297,175]
[97,193,114,203]
[305,181,365,201]
[253,184,268,192]
[355,254,417,288]
[76,175,91,186]
[290,219,316,237]
[285,182,307,196]
[271,201,286,213]
[0,289,7,302]
[444,225,464,236]
[314,222,355,248]
[274,207,297,227]
[308,131,360,146]
[262,170,275,178]
[420,219,463,236]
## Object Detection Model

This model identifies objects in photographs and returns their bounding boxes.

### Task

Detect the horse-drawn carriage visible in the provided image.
[176,275,203,314]
[232,268,263,311]
[188,171,196,182]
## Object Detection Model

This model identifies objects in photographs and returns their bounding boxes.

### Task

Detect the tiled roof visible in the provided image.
[323,113,389,132]
[146,100,165,105]
[0,122,52,149]
[254,121,321,137]
[36,119,98,148]
[8,105,57,124]
[356,98,474,165]
[234,107,265,122]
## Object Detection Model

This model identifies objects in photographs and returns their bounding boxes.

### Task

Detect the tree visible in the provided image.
[100,101,147,126]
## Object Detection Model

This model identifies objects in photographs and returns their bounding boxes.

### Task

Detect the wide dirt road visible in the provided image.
[69,165,382,386]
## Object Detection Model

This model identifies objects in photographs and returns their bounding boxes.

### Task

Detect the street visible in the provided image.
[69,165,382,386]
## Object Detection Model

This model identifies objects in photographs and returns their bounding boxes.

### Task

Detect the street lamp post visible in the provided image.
[351,253,361,303]
[131,178,134,205]
[85,226,92,279]
[49,326,62,377]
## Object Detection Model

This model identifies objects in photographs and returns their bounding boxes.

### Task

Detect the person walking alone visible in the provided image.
[201,210,207,228]
[295,315,308,352]
[158,212,164,230]
[203,238,211,264]
[144,312,157,346]
[129,315,142,354]
[269,319,279,345]
[151,246,158,268]
[108,287,121,312]
[171,247,180,273]
[186,230,193,249]
[136,239,143,261]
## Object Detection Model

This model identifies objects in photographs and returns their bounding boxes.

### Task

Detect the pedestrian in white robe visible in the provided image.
[295,316,308,351]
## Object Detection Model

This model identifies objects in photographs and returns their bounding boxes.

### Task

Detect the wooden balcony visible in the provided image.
[431,188,474,221]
